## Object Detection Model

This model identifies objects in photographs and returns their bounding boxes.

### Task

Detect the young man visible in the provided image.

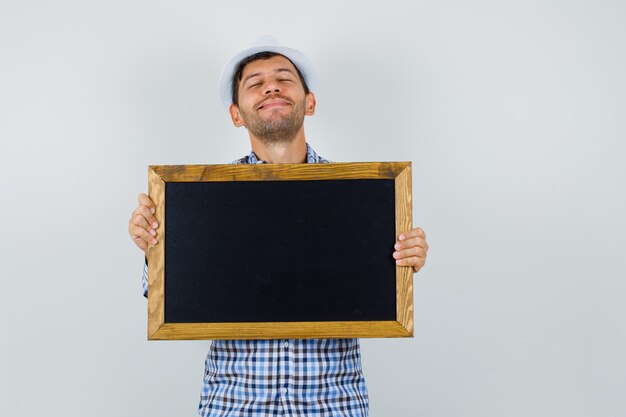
[128,36,429,417]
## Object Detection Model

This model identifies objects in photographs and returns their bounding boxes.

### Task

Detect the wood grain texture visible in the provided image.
[147,167,165,338]
[149,321,411,340]
[395,164,414,336]
[150,162,410,182]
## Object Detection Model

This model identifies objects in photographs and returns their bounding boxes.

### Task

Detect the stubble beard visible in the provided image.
[240,98,306,146]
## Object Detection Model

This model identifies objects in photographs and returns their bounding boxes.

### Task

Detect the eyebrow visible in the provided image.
[242,68,297,85]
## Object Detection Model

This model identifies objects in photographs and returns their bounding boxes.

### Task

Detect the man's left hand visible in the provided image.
[393,227,429,273]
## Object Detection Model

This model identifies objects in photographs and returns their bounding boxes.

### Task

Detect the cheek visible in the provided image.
[241,92,261,109]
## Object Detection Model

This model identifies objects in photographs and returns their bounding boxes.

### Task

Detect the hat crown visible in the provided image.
[252,35,281,47]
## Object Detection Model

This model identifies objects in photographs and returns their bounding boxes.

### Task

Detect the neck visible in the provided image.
[249,128,308,164]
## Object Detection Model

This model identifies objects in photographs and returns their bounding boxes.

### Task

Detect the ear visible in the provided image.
[229,104,245,127]
[304,92,316,116]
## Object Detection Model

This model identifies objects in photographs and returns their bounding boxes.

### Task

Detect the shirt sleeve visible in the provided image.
[141,258,148,298]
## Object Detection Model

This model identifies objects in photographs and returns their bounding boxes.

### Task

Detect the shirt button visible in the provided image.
[283,341,289,348]
[281,387,288,395]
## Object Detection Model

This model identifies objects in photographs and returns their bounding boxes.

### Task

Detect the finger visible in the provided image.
[412,258,426,273]
[129,224,158,246]
[134,237,148,253]
[138,193,156,214]
[398,227,425,241]
[395,256,425,270]
[130,213,156,236]
[394,236,428,251]
[393,246,427,260]
[135,205,159,229]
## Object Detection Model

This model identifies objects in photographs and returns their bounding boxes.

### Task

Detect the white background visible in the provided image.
[1,1,625,416]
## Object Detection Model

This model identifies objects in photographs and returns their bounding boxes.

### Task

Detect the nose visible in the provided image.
[264,79,280,95]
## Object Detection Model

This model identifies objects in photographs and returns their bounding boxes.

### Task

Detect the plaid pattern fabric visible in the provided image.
[142,144,369,416]
[200,339,368,417]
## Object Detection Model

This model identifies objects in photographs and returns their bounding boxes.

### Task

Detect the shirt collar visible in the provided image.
[247,143,324,164]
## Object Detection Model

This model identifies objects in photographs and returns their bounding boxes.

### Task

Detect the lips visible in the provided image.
[257,97,291,110]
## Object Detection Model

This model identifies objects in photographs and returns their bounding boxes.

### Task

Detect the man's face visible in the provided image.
[229,55,316,145]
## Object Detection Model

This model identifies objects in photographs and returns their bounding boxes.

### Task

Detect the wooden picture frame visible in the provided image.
[147,162,413,340]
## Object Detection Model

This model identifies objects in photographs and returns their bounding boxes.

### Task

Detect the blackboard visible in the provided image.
[147,162,413,340]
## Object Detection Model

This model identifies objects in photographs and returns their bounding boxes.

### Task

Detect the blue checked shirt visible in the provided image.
[142,143,369,417]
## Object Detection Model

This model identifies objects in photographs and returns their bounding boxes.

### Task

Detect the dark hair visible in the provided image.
[231,51,310,106]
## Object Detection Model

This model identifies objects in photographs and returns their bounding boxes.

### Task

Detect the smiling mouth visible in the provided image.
[257,99,291,110]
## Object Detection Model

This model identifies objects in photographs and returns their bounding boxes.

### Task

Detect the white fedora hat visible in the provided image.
[218,35,318,108]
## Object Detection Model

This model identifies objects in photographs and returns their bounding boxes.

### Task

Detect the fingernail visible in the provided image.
[393,252,400,258]
[395,260,401,265]
[152,222,158,228]
[394,243,400,250]
[152,238,157,244]
[151,208,155,214]
[150,229,156,236]
[399,235,405,241]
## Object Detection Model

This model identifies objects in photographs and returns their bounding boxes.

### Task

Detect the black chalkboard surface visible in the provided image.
[164,179,396,323]
[147,162,413,340]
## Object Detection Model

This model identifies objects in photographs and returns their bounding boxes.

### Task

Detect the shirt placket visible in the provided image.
[278,338,296,416]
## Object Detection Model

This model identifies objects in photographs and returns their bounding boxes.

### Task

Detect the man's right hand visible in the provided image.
[128,193,159,256]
